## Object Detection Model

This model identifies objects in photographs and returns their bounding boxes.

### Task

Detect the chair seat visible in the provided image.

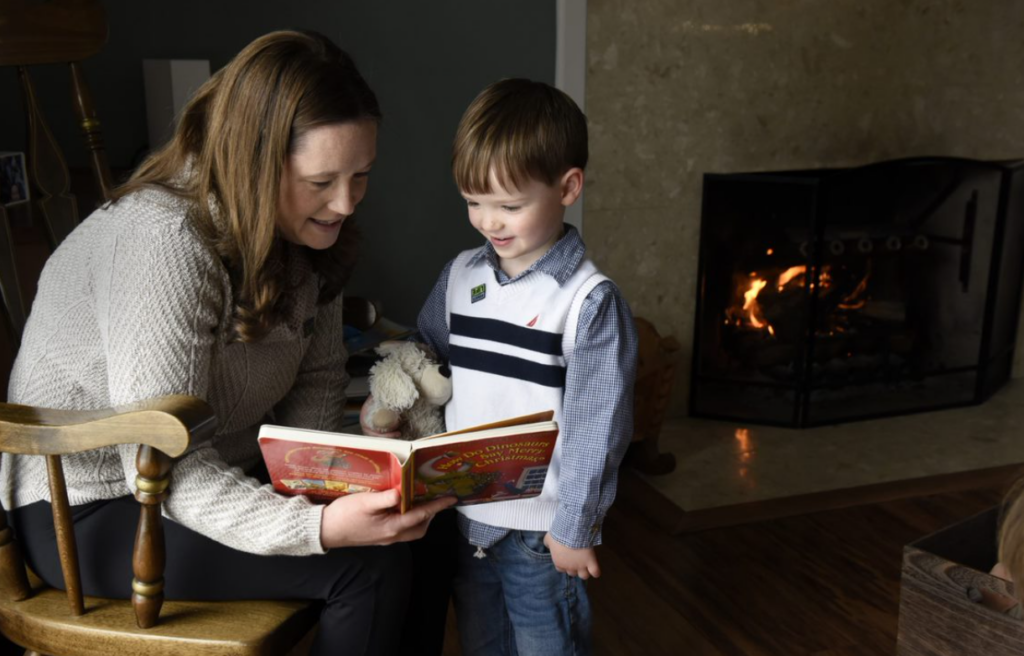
[0,572,319,656]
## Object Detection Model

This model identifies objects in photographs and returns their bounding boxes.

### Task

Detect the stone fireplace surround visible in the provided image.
[582,1,1024,418]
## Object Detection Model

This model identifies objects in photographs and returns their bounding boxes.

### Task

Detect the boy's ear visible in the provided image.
[559,168,585,207]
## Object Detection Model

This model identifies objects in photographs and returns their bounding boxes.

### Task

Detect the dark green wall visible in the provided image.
[2,0,556,324]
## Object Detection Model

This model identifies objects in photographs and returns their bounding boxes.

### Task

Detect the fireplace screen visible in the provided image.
[690,157,1024,427]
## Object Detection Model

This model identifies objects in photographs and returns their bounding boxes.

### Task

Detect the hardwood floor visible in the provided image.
[582,473,1008,655]
[442,471,1010,655]
[0,461,1007,656]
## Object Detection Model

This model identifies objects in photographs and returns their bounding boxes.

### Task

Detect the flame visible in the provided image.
[777,265,806,290]
[813,268,832,291]
[726,257,873,342]
[838,261,871,310]
[743,279,768,326]
[730,265,817,337]
[727,263,850,337]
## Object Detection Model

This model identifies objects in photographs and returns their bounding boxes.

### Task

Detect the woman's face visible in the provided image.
[277,120,377,250]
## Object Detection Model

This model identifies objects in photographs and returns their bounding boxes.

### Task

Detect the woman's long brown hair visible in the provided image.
[113,30,381,341]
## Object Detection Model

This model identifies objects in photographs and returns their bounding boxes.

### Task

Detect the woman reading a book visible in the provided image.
[2,30,454,656]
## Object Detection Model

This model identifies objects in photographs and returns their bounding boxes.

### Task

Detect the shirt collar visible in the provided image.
[467,224,586,286]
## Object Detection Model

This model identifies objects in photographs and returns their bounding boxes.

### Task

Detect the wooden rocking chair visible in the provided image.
[0,397,320,656]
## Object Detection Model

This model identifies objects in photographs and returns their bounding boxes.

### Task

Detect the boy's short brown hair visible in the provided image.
[452,78,588,194]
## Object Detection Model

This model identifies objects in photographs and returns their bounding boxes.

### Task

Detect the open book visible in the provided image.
[258,411,558,512]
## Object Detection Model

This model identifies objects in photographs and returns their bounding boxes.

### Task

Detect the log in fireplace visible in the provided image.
[690,157,1024,427]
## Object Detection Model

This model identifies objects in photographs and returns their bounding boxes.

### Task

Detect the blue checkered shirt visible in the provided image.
[417,225,638,549]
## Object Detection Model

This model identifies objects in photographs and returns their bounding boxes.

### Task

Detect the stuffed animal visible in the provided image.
[363,341,452,440]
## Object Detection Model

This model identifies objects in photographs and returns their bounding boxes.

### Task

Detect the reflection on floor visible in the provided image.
[640,379,1024,514]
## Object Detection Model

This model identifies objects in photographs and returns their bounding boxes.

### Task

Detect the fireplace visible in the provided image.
[690,157,1024,427]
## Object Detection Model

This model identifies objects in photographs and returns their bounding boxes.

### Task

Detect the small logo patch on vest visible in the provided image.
[471,284,486,303]
[526,315,539,327]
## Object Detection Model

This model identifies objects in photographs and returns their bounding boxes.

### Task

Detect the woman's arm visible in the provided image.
[102,217,324,555]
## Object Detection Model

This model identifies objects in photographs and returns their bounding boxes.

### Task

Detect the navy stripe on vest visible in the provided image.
[450,345,566,388]
[450,314,562,356]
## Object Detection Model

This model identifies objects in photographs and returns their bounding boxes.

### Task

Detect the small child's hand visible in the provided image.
[544,533,601,580]
[359,394,402,437]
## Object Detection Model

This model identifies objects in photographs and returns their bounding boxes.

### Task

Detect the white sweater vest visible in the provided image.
[445,248,607,531]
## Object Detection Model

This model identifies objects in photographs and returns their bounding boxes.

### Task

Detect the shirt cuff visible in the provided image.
[550,505,604,549]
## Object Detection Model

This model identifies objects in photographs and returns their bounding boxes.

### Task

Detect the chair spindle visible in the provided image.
[69,61,113,202]
[0,205,26,344]
[0,501,30,602]
[45,454,84,616]
[17,66,79,250]
[132,444,171,629]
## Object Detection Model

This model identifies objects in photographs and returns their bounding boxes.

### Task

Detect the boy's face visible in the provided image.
[463,168,583,278]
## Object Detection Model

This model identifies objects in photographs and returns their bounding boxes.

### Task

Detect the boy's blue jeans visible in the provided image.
[453,529,592,656]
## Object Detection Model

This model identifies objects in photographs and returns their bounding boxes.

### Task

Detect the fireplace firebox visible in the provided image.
[690,157,1024,427]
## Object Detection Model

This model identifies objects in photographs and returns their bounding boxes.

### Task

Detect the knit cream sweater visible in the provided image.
[3,187,349,556]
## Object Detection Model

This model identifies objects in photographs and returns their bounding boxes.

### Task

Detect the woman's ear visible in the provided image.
[559,168,585,207]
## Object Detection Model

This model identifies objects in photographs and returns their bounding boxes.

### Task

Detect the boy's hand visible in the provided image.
[359,394,402,437]
[544,532,601,580]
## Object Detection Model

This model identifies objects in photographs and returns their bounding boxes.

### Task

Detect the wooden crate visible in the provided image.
[897,506,1024,655]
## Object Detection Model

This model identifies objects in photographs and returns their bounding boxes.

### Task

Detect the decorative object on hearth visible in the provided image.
[628,317,679,475]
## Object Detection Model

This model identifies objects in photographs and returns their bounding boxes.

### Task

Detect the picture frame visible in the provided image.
[0,152,30,207]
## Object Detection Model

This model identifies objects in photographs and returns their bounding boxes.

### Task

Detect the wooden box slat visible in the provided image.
[897,506,1024,656]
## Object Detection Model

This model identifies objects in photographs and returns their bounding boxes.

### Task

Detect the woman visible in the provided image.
[3,30,454,655]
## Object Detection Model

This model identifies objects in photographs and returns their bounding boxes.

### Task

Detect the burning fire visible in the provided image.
[838,268,870,310]
[777,266,805,290]
[743,279,770,331]
[727,266,814,336]
[726,261,870,337]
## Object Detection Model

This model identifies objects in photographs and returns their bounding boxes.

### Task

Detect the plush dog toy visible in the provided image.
[363,341,452,440]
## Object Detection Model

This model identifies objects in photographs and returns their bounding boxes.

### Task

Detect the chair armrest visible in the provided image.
[0,395,216,459]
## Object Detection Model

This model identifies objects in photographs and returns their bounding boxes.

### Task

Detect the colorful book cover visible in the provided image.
[258,411,557,511]
[410,430,557,506]
[258,438,403,503]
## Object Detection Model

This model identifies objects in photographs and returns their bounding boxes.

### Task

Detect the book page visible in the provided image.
[415,410,556,442]
[415,421,558,450]
[259,424,412,459]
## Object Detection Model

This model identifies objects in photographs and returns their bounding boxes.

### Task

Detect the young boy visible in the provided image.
[416,78,638,655]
